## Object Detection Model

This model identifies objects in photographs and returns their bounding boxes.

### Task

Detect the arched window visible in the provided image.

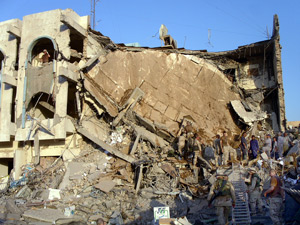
[0,50,4,72]
[29,38,56,67]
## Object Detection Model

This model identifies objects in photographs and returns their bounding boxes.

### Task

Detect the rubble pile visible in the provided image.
[0,8,298,225]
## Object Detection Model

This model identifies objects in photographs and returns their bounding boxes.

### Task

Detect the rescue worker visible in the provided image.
[214,134,222,166]
[207,172,236,225]
[264,169,285,225]
[221,131,236,165]
[193,135,212,171]
[220,131,230,165]
[245,168,263,215]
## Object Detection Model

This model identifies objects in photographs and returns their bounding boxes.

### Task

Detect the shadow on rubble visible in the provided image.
[124,197,213,225]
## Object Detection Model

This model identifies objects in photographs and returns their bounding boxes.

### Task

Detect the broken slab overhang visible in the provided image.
[231,100,267,125]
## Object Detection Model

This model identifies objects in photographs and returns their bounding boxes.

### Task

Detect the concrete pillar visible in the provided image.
[55,74,68,139]
[14,147,27,180]
[0,160,9,177]
[0,83,13,141]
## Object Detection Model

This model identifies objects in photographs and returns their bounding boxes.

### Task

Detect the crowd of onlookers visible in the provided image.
[240,124,300,161]
[210,124,300,166]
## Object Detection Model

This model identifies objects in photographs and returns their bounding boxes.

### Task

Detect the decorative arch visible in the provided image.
[26,36,58,67]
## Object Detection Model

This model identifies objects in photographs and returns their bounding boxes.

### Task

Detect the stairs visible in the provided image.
[230,163,251,225]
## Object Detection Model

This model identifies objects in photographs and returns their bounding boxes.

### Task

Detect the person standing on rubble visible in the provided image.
[264,169,285,225]
[178,131,186,157]
[245,168,263,215]
[207,172,236,225]
[277,132,284,158]
[221,131,231,165]
[271,136,278,159]
[193,135,212,171]
[214,134,222,166]
[249,135,259,159]
[262,134,272,158]
[241,132,248,160]
[283,132,291,155]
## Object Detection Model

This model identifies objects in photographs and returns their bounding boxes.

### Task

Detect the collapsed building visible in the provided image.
[0,9,290,224]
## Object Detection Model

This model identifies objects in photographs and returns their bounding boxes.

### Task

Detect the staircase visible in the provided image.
[230,163,251,225]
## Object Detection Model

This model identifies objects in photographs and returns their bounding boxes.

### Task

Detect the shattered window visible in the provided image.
[69,29,84,63]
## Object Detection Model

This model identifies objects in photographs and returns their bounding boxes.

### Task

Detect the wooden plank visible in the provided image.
[135,164,143,194]
[130,133,141,155]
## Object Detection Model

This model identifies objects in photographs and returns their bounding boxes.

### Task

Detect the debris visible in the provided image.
[64,205,75,217]
[154,206,170,222]
[94,179,116,193]
[23,208,80,223]
[48,188,61,200]
[231,100,268,125]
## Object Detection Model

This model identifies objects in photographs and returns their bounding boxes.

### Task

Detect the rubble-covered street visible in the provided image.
[0,7,299,225]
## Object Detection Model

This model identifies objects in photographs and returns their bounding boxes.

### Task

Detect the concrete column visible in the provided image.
[0,83,13,141]
[0,160,9,177]
[14,148,27,180]
[54,74,68,138]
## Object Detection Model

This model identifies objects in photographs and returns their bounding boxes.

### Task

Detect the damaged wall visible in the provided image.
[0,19,21,142]
[0,9,287,181]
[86,50,241,138]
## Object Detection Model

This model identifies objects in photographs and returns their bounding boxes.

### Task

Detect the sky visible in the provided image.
[0,0,299,122]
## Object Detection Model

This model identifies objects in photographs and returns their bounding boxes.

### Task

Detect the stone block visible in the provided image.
[154,101,168,114]
[150,109,162,123]
[165,106,178,121]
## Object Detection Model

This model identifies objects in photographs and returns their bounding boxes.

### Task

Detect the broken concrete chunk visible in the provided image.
[15,185,32,199]
[94,179,116,193]
[23,208,80,223]
[231,100,267,124]
[68,162,86,180]
[260,152,268,161]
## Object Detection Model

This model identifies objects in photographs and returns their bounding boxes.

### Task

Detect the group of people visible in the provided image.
[241,131,294,161]
[208,168,284,225]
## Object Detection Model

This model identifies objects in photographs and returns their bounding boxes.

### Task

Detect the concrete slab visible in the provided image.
[23,208,80,223]
[94,179,116,193]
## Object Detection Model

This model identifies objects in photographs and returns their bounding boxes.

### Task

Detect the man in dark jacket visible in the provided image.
[249,135,259,159]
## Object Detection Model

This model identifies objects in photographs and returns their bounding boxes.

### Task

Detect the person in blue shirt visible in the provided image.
[249,135,259,159]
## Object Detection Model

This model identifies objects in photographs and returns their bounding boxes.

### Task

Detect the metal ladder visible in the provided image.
[230,163,251,225]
